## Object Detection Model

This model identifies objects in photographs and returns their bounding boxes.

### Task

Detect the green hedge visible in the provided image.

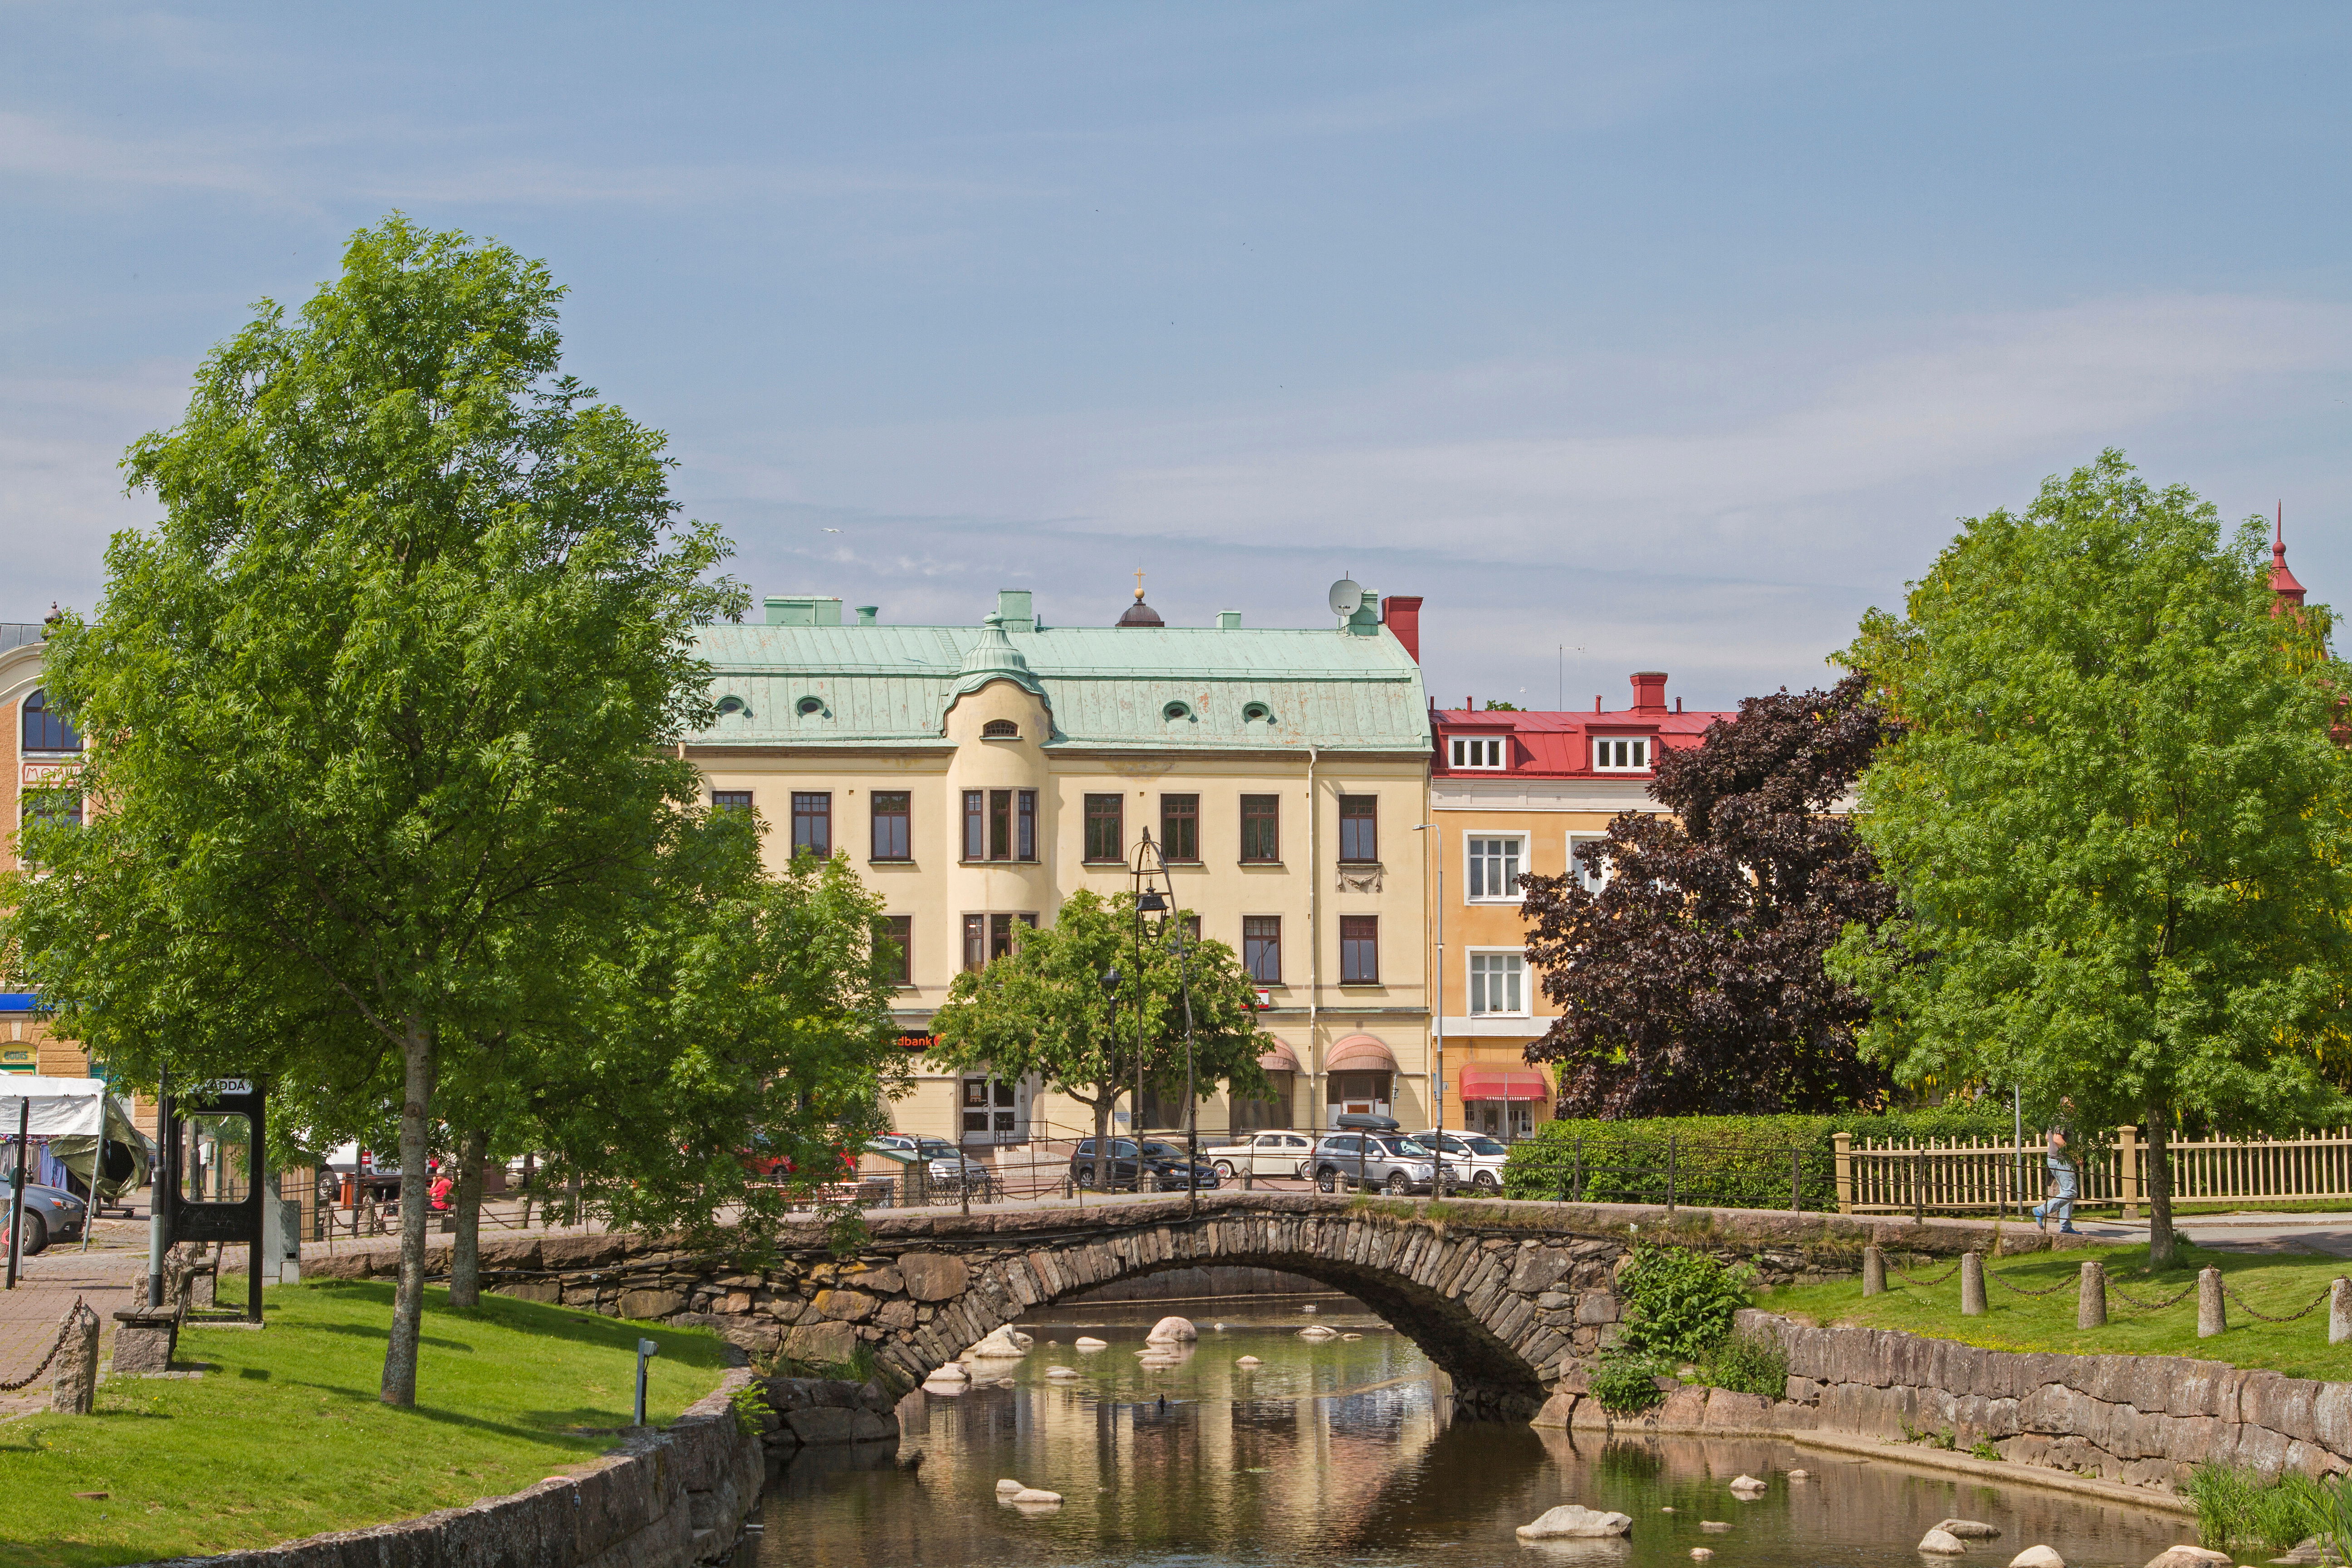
[1499,1109,2018,1209]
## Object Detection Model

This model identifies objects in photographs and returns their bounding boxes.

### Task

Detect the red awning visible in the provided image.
[1325,1034,1398,1073]
[1459,1065,1550,1102]
[1257,1039,1302,1074]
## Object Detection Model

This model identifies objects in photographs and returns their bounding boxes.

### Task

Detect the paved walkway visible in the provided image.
[2062,1210,2352,1259]
[0,1231,146,1417]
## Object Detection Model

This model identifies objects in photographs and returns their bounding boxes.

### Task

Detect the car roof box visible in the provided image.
[1333,1112,1401,1132]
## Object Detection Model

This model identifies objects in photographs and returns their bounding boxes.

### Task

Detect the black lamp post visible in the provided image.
[1125,828,1200,1216]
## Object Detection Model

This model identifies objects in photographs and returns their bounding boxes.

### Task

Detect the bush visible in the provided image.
[1588,1354,1670,1414]
[2185,1465,2345,1556]
[1617,1243,1754,1362]
[1699,1333,1787,1399]
[1502,1107,2021,1207]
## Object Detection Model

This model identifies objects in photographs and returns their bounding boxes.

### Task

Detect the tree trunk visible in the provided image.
[448,1127,489,1308]
[2144,1103,2177,1270]
[380,1019,435,1407]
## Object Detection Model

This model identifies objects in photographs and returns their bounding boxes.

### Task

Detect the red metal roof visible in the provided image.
[1432,671,1735,779]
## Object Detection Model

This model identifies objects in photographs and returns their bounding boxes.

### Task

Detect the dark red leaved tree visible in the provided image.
[1520,673,1900,1117]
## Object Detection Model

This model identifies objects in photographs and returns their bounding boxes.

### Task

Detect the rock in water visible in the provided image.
[1011,1488,1062,1504]
[1729,1474,1764,1491]
[1074,1337,1108,1350]
[929,1363,969,1382]
[2142,1552,2230,1568]
[1938,1521,2003,1540]
[1298,1325,1339,1341]
[1146,1316,1198,1343]
[1786,1469,1809,1480]
[996,1479,1027,1497]
[1046,1366,1082,1379]
[2008,1549,2065,1568]
[1700,1521,1731,1531]
[1515,1505,1635,1540]
[1918,1530,1967,1556]
[965,1325,1033,1361]
[1691,1552,1715,1562]
[1342,1333,1363,1340]
[1235,1356,1262,1367]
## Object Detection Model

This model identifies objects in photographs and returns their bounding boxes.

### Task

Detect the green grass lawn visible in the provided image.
[0,1279,734,1568]
[1764,1241,2352,1382]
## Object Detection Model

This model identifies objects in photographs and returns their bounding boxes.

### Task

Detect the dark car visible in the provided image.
[5,1173,88,1255]
[1068,1137,1221,1192]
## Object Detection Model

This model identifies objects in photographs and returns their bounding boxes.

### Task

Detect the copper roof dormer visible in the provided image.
[2272,503,2308,612]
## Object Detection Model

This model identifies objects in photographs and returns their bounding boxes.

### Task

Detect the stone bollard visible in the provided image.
[1961,1251,1987,1316]
[1862,1245,1886,1297]
[2332,1278,2352,1346]
[50,1303,101,1415]
[2198,1266,2226,1338]
[2077,1261,2107,1329]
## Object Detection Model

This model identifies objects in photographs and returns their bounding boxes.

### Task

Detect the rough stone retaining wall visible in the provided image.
[138,1370,764,1568]
[1540,1309,2352,1498]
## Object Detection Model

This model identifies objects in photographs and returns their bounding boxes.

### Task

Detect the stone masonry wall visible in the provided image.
[138,1370,764,1568]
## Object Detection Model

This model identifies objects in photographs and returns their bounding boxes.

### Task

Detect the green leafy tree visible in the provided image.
[928,889,1271,1186]
[1830,452,2352,1266]
[3,216,738,1403]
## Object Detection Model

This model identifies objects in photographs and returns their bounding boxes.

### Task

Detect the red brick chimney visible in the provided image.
[1381,595,1423,663]
[1630,671,1668,713]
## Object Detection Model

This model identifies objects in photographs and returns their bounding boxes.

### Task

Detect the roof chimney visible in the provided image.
[855,606,878,627]
[1380,594,1423,663]
[1631,671,1668,713]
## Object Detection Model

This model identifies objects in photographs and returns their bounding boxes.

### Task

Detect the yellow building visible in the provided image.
[1426,672,1735,1142]
[686,585,1435,1150]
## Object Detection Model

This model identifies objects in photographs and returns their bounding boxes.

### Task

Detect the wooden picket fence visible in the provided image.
[1835,1127,2352,1219]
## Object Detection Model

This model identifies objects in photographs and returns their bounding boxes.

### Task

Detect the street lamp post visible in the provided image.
[1414,821,1446,1197]
[1128,827,1200,1215]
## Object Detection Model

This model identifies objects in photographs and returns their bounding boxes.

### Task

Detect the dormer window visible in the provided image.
[796,696,826,717]
[1449,736,1505,769]
[981,719,1019,739]
[1593,737,1651,772]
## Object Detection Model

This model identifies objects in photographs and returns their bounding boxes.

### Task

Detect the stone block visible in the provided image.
[877,1299,916,1331]
[1575,1293,1618,1325]
[495,1281,563,1303]
[618,1288,686,1320]
[900,1252,969,1302]
[108,1311,177,1376]
[815,1289,877,1322]
[1702,1389,1772,1429]
[1529,1391,1578,1429]
[785,1320,858,1367]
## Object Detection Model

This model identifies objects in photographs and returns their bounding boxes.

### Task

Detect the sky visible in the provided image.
[5,3,2349,712]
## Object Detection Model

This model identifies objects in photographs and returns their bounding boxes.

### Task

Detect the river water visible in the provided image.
[752,1297,2192,1568]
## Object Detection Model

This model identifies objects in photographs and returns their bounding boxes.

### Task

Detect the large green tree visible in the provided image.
[1830,452,2352,1265]
[4,216,736,1403]
[929,890,1271,1187]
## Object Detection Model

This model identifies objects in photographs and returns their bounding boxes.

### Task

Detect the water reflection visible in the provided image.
[754,1297,2190,1568]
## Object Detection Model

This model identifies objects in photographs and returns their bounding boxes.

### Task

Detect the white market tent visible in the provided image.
[0,1076,151,1200]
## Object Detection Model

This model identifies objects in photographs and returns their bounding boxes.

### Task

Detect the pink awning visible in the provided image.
[1460,1065,1550,1102]
[1257,1039,1302,1074]
[1326,1034,1397,1073]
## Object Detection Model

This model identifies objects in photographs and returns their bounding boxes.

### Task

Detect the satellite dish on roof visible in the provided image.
[1328,578,1363,618]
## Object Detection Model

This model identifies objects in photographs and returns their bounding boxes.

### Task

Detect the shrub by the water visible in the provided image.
[1617,1244,1754,1363]
[2184,1464,2352,1557]
[1588,1354,1670,1414]
[1699,1333,1788,1399]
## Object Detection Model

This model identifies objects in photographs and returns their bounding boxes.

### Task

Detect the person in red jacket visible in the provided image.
[428,1166,454,1211]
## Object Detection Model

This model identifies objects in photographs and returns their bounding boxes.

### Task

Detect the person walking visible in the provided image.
[2032,1097,2080,1234]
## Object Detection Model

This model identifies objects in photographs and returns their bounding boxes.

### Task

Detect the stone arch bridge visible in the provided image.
[314,1191,1983,1421]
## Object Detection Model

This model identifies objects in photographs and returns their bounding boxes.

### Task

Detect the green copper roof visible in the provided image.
[690,608,1431,753]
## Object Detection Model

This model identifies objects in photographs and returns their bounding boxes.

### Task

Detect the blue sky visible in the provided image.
[6,3,2349,710]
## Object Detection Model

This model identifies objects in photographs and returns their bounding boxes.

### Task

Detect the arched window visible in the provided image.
[980,719,1019,739]
[22,689,82,753]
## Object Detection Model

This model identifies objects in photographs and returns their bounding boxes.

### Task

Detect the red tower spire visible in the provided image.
[2271,501,2308,612]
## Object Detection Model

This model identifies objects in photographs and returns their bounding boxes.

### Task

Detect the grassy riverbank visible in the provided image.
[0,1279,732,1568]
[1764,1240,2352,1381]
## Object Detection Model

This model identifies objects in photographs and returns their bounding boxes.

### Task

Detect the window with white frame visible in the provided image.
[1592,736,1651,772]
[1566,831,1612,895]
[1450,736,1506,769]
[1465,835,1526,901]
[1468,951,1528,1016]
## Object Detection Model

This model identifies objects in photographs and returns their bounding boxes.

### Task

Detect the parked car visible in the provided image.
[4,1173,87,1255]
[867,1135,994,1197]
[1405,1130,1510,1190]
[1308,1132,1447,1194]
[1203,1130,1318,1181]
[1068,1137,1221,1192]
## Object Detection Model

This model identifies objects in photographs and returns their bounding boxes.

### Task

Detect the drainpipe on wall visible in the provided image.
[1306,745,1320,1132]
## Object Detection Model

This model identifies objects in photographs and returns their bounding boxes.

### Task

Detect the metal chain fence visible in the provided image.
[0,1294,87,1392]
[2105,1279,2201,1312]
[2219,1280,2335,1324]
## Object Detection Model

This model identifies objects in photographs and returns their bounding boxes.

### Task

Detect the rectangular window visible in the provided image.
[1181,913,1202,946]
[961,911,1039,970]
[1243,916,1282,984]
[881,916,912,985]
[1466,835,1525,901]
[1240,794,1279,862]
[1593,736,1651,771]
[870,792,911,861]
[963,791,985,861]
[711,790,753,813]
[1339,915,1379,984]
[963,913,985,971]
[1084,793,1124,862]
[989,790,1011,861]
[990,913,1018,961]
[1338,795,1377,862]
[968,789,1038,862]
[1567,831,1612,894]
[791,792,831,856]
[1017,789,1036,862]
[1450,736,1506,769]
[1161,794,1200,862]
[1469,951,1526,1015]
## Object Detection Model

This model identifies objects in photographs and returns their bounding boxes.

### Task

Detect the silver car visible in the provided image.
[5,1175,88,1254]
[1308,1132,1447,1195]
